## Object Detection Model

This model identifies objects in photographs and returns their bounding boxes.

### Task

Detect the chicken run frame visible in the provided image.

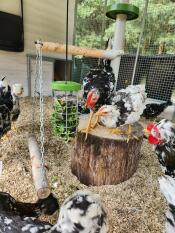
[1,0,175,232]
[72,0,175,107]
[33,0,175,186]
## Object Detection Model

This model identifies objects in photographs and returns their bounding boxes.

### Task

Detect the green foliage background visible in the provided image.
[75,0,175,54]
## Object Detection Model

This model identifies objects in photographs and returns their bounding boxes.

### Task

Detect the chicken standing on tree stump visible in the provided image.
[81,38,115,138]
[95,85,147,142]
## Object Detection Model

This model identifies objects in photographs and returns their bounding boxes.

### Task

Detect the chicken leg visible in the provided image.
[79,112,94,140]
[109,128,125,135]
[126,124,132,143]
[11,122,17,132]
[126,124,139,143]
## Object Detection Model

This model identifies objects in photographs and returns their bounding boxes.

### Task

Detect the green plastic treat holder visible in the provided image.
[106,3,139,20]
[51,81,81,92]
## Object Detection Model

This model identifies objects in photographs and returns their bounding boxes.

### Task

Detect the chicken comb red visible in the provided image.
[147,122,155,132]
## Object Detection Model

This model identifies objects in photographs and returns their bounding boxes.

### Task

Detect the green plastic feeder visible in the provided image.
[51,81,81,92]
[106,3,139,20]
[51,81,81,141]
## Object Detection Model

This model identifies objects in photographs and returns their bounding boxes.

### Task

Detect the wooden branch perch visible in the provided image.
[35,41,124,59]
[28,135,50,199]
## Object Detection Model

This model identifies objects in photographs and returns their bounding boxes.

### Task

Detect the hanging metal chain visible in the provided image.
[32,50,40,133]
[38,45,45,169]
[35,41,45,174]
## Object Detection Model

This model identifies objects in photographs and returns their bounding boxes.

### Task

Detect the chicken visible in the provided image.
[10,84,23,130]
[11,96,20,122]
[0,214,52,233]
[0,190,108,233]
[95,85,147,141]
[83,60,115,111]
[0,79,23,139]
[81,39,115,138]
[0,77,13,138]
[144,119,175,177]
[142,100,172,119]
[0,192,59,217]
[159,175,175,233]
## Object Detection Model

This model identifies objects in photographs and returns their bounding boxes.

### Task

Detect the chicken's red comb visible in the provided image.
[147,122,155,132]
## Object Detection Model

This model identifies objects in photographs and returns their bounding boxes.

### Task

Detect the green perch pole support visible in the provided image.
[106,0,139,90]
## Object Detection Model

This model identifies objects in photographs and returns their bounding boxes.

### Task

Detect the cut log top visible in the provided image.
[78,114,143,140]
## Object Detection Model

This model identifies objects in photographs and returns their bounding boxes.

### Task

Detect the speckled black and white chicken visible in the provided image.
[0,192,59,217]
[159,175,175,233]
[81,38,115,136]
[144,119,175,177]
[142,100,172,119]
[83,37,114,112]
[95,85,147,140]
[0,77,13,137]
[0,190,108,233]
[0,78,23,139]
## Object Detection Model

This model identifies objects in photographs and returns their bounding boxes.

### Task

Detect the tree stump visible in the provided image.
[71,114,143,186]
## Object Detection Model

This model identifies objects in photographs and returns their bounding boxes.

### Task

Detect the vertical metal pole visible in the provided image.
[111,0,129,90]
[131,0,149,85]
[27,55,31,96]
[101,0,108,48]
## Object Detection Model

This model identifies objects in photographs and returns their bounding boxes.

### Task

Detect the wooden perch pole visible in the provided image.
[28,135,50,199]
[35,41,124,59]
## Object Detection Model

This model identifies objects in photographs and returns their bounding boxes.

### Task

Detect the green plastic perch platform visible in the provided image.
[51,81,81,92]
[106,3,139,20]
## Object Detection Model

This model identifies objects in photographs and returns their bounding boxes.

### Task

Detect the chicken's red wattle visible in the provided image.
[148,135,160,144]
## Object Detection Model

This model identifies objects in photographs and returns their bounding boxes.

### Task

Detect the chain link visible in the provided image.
[32,51,39,133]
[35,42,45,182]
[38,46,45,168]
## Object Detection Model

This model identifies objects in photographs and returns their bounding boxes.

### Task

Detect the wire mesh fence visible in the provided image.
[71,0,175,103]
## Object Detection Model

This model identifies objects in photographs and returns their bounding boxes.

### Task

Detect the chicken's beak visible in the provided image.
[95,107,107,116]
[142,128,149,135]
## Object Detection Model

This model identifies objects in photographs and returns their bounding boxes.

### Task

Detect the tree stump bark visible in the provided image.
[71,114,143,186]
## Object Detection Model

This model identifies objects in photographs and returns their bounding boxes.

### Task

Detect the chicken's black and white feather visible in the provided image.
[0,213,53,233]
[0,192,59,217]
[83,64,115,111]
[0,78,23,138]
[83,38,115,111]
[51,190,108,233]
[0,190,108,233]
[159,175,175,233]
[97,85,147,128]
[0,77,13,137]
[11,95,20,122]
[147,119,175,177]
[142,100,172,119]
